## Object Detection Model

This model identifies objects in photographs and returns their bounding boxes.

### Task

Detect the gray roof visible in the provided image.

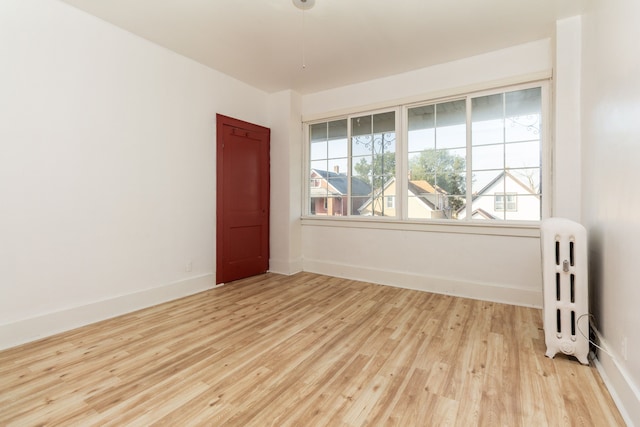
[311,169,372,197]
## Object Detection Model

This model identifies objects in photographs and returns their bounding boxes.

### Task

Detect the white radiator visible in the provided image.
[540,218,589,365]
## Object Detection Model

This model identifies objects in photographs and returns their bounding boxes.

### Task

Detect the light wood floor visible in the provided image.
[0,272,625,426]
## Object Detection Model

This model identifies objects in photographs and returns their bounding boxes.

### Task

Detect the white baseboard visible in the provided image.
[592,328,640,427]
[0,274,215,351]
[302,258,542,308]
[269,257,303,276]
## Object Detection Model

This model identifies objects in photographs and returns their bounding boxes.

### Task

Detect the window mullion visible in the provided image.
[347,117,353,216]
[397,107,406,220]
[502,93,507,220]
[465,96,473,220]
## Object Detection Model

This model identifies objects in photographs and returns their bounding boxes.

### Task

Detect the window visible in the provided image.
[468,87,541,220]
[306,83,545,222]
[309,119,348,216]
[386,196,395,209]
[309,111,396,217]
[407,99,466,220]
[495,193,517,211]
[352,111,396,217]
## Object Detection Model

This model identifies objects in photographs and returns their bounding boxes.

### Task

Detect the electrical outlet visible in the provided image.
[185,261,193,272]
[621,336,628,361]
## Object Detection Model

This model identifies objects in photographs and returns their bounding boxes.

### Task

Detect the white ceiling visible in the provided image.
[59,0,586,94]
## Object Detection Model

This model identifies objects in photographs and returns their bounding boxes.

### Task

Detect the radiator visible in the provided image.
[540,218,589,365]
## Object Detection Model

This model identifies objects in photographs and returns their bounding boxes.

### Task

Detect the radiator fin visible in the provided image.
[541,218,589,365]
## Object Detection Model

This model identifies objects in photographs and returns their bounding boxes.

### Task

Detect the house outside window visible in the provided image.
[305,82,546,222]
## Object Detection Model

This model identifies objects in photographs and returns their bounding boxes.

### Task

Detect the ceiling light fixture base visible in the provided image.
[292,0,315,11]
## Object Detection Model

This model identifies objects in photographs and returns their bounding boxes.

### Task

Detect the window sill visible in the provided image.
[300,216,540,238]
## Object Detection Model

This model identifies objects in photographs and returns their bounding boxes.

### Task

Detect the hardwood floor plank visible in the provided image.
[0,272,625,426]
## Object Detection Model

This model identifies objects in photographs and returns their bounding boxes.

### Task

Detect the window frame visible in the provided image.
[302,79,551,227]
[306,107,401,218]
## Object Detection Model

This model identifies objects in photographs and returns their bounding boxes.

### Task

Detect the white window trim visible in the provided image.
[300,216,540,238]
[301,78,552,228]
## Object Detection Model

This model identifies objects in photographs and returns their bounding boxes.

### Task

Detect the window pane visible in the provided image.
[436,148,466,171]
[506,115,541,142]
[408,105,436,152]
[381,187,396,216]
[505,88,541,143]
[328,119,348,140]
[352,135,373,156]
[328,158,347,175]
[434,172,465,196]
[505,141,540,169]
[328,138,348,158]
[471,170,502,194]
[409,148,465,201]
[408,128,435,152]
[310,159,328,173]
[472,93,503,119]
[435,124,466,149]
[470,195,503,220]
[373,137,396,178]
[374,132,396,154]
[373,111,395,134]
[352,155,372,177]
[352,115,372,136]
[310,140,327,160]
[434,100,466,149]
[407,193,429,219]
[372,174,390,190]
[408,105,434,131]
[327,176,347,195]
[325,196,344,216]
[472,94,504,148]
[472,144,504,170]
[472,118,504,146]
[436,100,466,127]
[505,194,540,221]
[350,176,373,216]
[446,195,466,219]
[509,168,541,194]
[309,180,327,196]
[310,123,327,141]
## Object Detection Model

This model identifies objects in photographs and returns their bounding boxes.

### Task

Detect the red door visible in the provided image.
[216,114,270,284]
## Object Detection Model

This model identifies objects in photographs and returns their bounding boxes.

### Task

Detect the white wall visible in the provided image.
[268,90,303,275]
[300,40,554,307]
[302,223,542,306]
[0,0,269,349]
[581,0,640,424]
[554,17,583,222]
[303,39,552,118]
